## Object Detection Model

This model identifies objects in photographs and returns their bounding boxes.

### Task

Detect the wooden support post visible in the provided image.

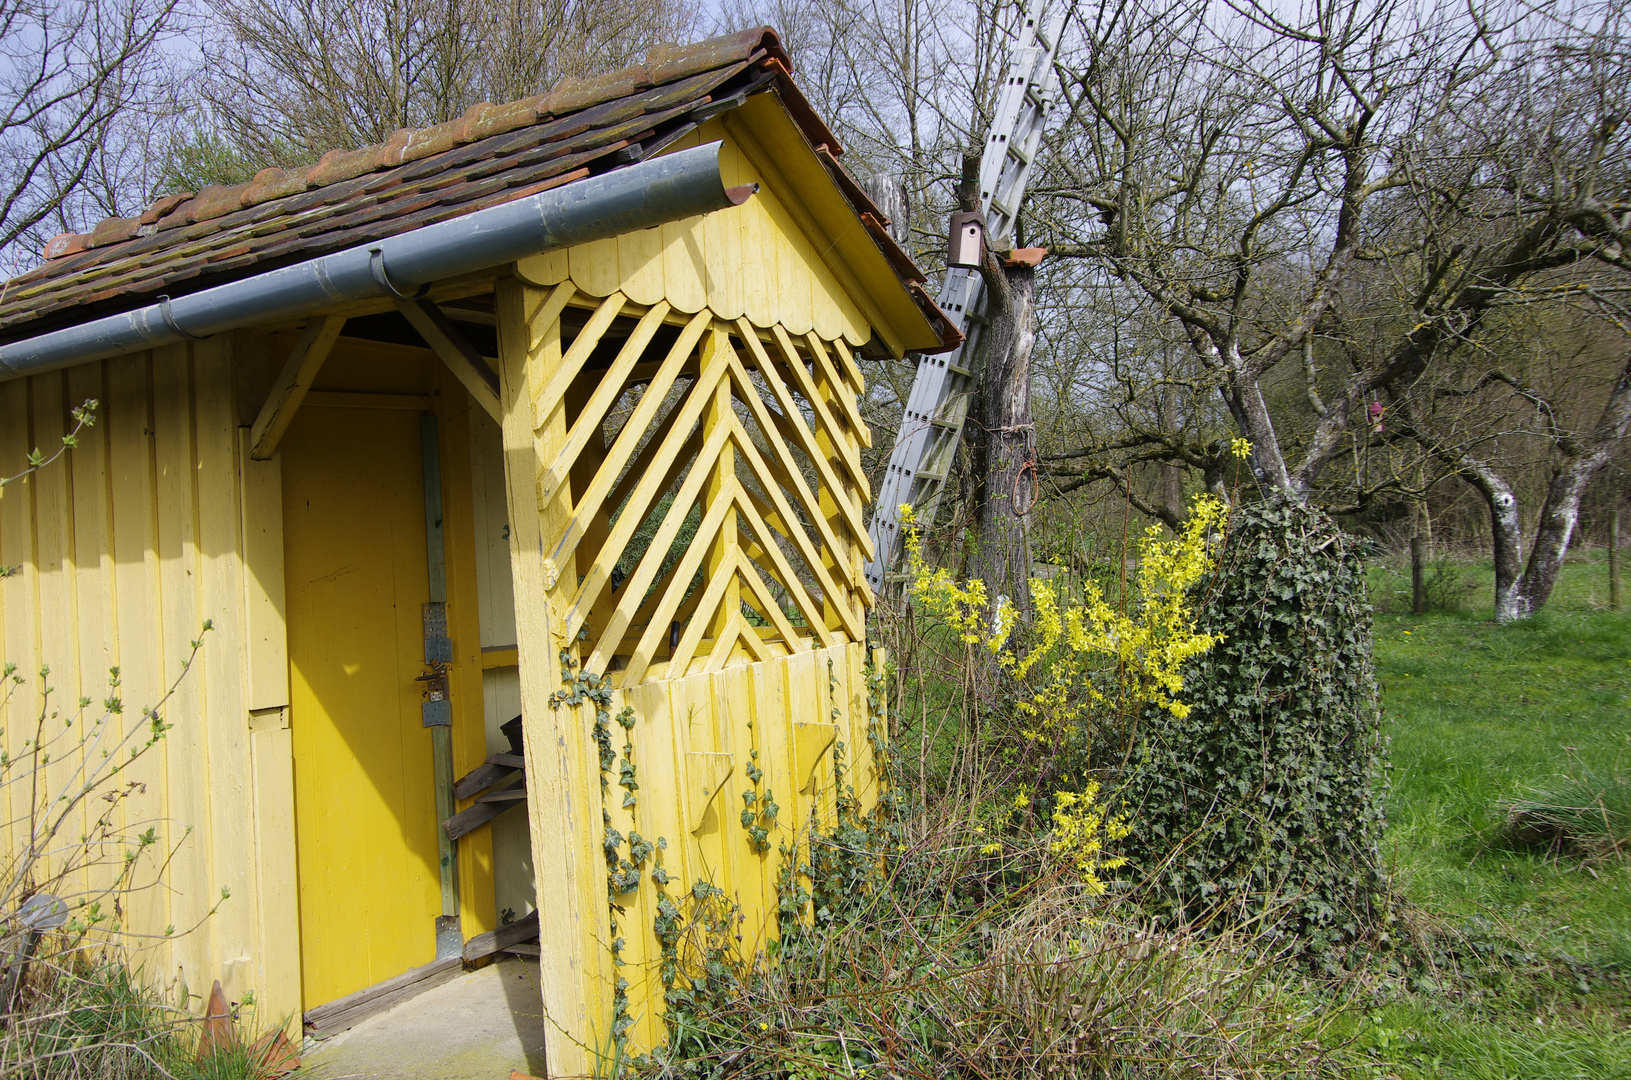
[495,277,608,1079]
[1411,535,1426,615]
[249,315,346,460]
[397,299,502,422]
[1611,510,1622,611]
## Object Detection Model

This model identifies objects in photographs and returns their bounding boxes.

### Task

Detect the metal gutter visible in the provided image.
[0,142,753,379]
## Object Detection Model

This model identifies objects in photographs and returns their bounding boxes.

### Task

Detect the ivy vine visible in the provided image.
[1119,498,1391,957]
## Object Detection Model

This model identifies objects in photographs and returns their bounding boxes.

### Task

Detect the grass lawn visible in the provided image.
[1338,552,1631,1078]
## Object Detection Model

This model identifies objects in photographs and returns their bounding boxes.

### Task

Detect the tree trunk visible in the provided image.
[1512,451,1615,617]
[1486,481,1526,622]
[1471,353,1631,621]
[967,257,1039,635]
[1158,391,1186,522]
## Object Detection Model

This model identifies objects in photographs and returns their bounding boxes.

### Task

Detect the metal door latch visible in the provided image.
[418,662,451,727]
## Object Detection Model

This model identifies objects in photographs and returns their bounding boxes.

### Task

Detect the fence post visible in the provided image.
[1411,535,1426,615]
[1611,510,1622,612]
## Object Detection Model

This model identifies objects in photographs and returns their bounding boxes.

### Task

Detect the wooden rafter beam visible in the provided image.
[396,299,501,421]
[249,314,347,461]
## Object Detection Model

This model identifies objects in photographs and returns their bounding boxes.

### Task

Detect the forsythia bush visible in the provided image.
[1048,782,1130,893]
[905,495,1224,743]
[903,495,1225,891]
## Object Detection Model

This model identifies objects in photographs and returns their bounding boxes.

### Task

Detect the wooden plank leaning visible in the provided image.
[462,910,541,963]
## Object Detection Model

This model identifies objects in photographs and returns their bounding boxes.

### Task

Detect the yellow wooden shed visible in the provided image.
[0,26,955,1075]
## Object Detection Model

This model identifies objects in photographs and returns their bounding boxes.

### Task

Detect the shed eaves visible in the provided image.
[0,27,956,351]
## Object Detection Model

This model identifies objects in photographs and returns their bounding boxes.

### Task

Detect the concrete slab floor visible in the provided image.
[300,958,547,1080]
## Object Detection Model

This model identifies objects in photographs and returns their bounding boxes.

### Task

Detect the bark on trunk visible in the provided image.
[967,257,1039,635]
[1485,480,1526,622]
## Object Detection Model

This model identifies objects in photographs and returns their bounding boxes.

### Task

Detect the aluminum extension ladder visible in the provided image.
[864,0,1066,591]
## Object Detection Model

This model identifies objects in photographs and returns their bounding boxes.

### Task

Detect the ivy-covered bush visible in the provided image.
[1120,498,1389,955]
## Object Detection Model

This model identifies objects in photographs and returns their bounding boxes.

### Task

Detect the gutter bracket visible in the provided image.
[370,249,430,302]
[157,295,206,341]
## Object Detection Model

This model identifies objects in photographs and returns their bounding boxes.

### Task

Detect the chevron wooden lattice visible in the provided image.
[513,282,874,686]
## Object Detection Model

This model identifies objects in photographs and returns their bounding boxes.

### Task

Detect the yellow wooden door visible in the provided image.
[282,405,443,1008]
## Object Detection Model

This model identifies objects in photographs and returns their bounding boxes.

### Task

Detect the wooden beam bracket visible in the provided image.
[249,315,347,460]
[396,298,502,421]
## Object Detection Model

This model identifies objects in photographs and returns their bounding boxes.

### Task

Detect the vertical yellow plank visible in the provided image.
[791,650,834,831]
[468,409,519,649]
[810,264,846,345]
[699,126,744,320]
[248,715,300,1029]
[0,377,36,865]
[682,674,729,909]
[767,191,814,338]
[659,217,708,314]
[753,657,794,953]
[614,681,654,1051]
[66,363,113,726]
[739,185,775,331]
[35,374,105,913]
[29,374,81,868]
[837,291,870,352]
[29,373,72,661]
[606,680,660,1053]
[828,645,853,809]
[194,339,257,1002]
[639,675,690,1035]
[497,277,609,1078]
[151,342,210,1006]
[239,427,300,1031]
[515,247,569,288]
[64,365,114,905]
[239,434,288,714]
[722,666,769,951]
[657,125,708,315]
[105,354,170,977]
